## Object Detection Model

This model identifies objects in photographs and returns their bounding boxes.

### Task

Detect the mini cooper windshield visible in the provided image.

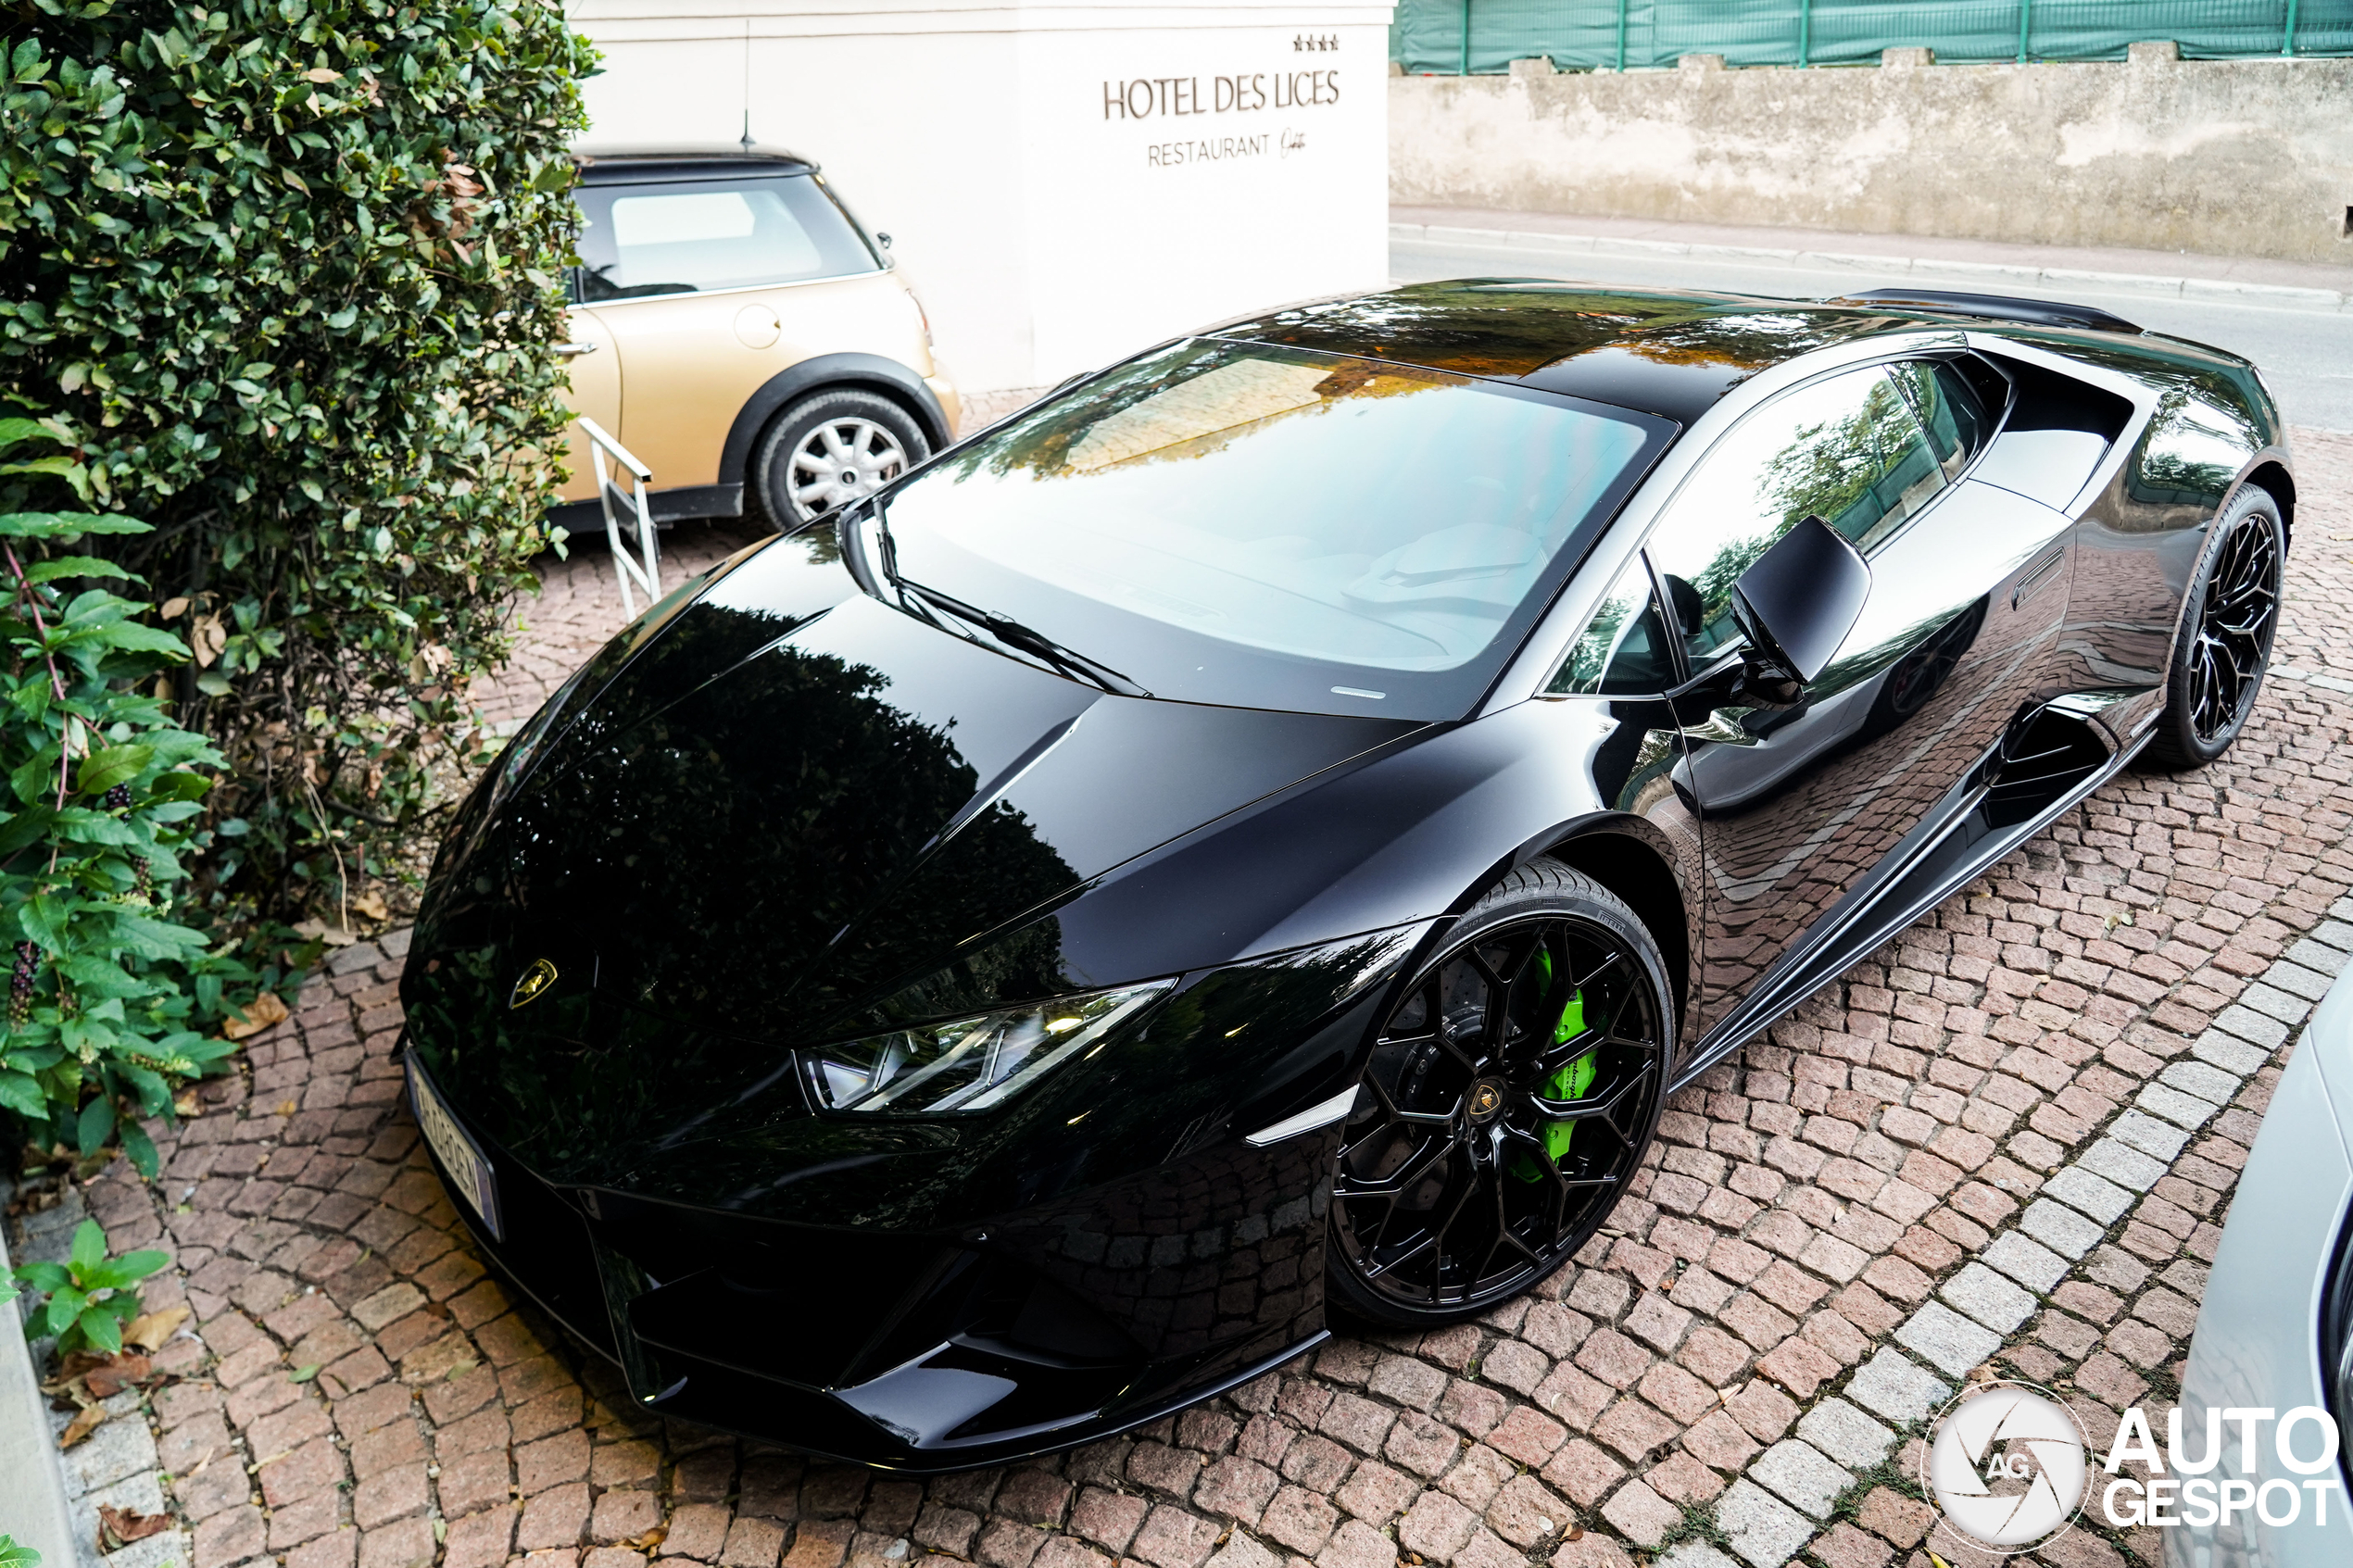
[872,340,1672,718]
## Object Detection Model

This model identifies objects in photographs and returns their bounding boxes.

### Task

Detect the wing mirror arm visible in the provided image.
[1669,646,1806,713]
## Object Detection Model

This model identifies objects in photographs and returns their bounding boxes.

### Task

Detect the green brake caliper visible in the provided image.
[1512,950,1597,1182]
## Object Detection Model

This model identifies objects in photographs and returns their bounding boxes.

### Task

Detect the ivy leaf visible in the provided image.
[12,1262,70,1294]
[75,745,153,796]
[0,418,53,453]
[87,1249,170,1287]
[23,557,134,583]
[0,806,57,858]
[44,1285,88,1336]
[119,1119,158,1179]
[76,1095,116,1155]
[75,1304,124,1355]
[0,1073,44,1118]
[0,511,148,539]
[19,895,69,949]
[69,1219,106,1273]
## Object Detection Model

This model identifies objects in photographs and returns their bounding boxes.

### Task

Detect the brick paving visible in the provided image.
[12,427,2353,1568]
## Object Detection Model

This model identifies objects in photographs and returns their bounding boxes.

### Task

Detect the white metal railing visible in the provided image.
[575,415,661,617]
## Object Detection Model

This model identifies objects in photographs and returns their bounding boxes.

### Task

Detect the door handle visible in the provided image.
[555,341,600,358]
[2012,546,2064,609]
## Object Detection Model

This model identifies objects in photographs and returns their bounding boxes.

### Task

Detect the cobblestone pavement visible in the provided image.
[13,429,2353,1568]
[475,525,769,734]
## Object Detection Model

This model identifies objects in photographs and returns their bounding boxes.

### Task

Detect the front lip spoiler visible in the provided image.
[412,1098,1330,1473]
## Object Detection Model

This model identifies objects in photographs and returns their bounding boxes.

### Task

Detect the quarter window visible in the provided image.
[1889,358,1997,481]
[1644,368,1948,666]
[1549,556,1677,696]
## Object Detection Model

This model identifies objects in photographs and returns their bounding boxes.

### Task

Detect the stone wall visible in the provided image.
[1390,52,2353,263]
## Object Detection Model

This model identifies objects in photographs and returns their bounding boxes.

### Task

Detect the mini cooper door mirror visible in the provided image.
[1729,514,1871,702]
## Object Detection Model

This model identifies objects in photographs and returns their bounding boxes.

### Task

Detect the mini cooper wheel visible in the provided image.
[2145,484,2285,771]
[1327,861,1673,1326]
[751,389,928,531]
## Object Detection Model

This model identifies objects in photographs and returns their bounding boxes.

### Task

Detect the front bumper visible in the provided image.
[406,1053,1333,1472]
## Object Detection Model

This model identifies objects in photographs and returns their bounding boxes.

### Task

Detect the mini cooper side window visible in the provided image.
[1548,556,1676,696]
[574,177,876,300]
[1646,368,1946,665]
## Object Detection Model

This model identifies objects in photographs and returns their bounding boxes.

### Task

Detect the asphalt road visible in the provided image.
[1392,233,2353,433]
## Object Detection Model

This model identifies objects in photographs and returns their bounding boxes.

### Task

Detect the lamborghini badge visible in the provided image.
[510,958,560,1009]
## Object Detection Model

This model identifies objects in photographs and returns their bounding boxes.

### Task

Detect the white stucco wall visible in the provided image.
[571,0,1395,395]
[1390,55,2353,266]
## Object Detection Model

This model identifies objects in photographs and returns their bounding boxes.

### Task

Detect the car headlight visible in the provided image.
[800,982,1174,1114]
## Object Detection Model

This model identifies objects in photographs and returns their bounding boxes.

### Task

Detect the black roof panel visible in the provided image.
[578,154,815,185]
[1216,281,1919,424]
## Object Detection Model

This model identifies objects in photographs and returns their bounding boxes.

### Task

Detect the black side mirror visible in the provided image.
[1729,515,1870,704]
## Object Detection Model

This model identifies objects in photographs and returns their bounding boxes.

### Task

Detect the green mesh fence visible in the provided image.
[1392,0,2352,72]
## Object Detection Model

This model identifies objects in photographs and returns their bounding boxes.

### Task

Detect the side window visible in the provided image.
[1645,369,1945,666]
[574,177,876,300]
[1548,556,1677,696]
[1890,358,1996,482]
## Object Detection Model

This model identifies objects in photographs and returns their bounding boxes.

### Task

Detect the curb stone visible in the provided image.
[0,1182,82,1568]
[1390,222,2353,313]
[6,1179,189,1568]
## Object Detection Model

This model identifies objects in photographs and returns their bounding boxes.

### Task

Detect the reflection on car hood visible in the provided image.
[405,555,1418,1162]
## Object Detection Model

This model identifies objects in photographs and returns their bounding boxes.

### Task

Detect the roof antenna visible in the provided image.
[739,20,754,153]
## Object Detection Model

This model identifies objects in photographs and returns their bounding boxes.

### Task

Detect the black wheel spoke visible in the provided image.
[2183,509,2281,746]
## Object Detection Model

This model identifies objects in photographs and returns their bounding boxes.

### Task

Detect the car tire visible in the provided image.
[1327,859,1674,1328]
[2144,483,2285,771]
[749,388,929,532]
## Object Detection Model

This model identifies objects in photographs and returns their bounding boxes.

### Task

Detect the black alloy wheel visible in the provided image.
[2146,485,2285,770]
[1327,861,1673,1326]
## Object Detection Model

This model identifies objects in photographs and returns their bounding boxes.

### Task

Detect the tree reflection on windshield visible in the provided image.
[884,339,1666,718]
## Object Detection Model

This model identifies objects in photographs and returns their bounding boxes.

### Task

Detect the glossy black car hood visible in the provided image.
[406,535,1420,1158]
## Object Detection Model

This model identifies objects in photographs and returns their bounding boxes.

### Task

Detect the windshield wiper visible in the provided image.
[846,500,1150,697]
[896,579,1151,698]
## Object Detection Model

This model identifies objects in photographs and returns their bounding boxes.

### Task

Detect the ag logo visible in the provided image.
[1922,1381,2090,1552]
[509,958,560,1010]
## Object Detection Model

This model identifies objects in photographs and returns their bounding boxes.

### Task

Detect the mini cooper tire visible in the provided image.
[2145,484,2285,771]
[751,388,928,532]
[1327,859,1674,1328]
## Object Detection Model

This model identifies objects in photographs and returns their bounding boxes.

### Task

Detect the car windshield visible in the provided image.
[874,340,1671,718]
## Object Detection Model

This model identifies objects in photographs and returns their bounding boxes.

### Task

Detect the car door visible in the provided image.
[554,306,623,507]
[574,174,895,498]
[1655,358,2074,1039]
[1538,553,1707,1051]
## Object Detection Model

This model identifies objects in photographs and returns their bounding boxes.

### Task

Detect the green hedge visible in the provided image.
[0,421,242,1173]
[0,0,598,930]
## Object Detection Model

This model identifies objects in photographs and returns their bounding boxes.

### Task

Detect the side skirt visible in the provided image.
[1668,705,2150,1092]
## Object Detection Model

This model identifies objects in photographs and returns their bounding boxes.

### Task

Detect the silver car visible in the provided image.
[2170,963,2353,1567]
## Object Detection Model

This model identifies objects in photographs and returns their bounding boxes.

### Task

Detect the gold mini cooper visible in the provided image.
[553,151,961,533]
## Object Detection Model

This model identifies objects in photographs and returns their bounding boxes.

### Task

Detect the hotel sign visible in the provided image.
[1101,37,1345,169]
